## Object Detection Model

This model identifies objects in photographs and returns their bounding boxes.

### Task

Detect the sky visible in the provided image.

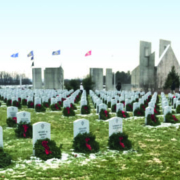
[0,0,180,79]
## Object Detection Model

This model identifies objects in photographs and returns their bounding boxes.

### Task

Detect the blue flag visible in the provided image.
[27,51,34,57]
[52,50,60,55]
[11,53,18,58]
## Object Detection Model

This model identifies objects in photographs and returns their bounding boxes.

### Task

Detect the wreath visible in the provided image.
[34,138,62,161]
[134,108,145,116]
[62,107,75,116]
[15,122,32,138]
[81,105,91,114]
[111,104,116,113]
[176,105,180,113]
[50,103,61,111]
[99,109,110,120]
[6,117,17,127]
[43,102,50,108]
[12,100,22,109]
[147,95,152,102]
[18,98,21,103]
[22,99,27,106]
[74,94,81,103]
[0,102,1,106]
[0,148,11,168]
[4,98,7,103]
[57,101,62,107]
[35,104,46,112]
[6,99,12,106]
[70,103,77,110]
[73,132,99,153]
[146,114,160,126]
[27,101,34,108]
[117,110,129,118]
[165,113,179,123]
[140,104,145,111]
[154,107,160,115]
[126,103,133,111]
[108,132,132,151]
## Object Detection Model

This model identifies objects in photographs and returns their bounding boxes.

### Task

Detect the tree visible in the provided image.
[64,79,80,91]
[115,71,131,84]
[82,75,94,94]
[163,66,179,90]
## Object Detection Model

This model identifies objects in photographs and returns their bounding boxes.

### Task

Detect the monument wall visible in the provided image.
[32,68,42,89]
[90,68,103,90]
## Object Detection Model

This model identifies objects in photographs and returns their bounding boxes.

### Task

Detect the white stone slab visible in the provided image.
[17,111,31,124]
[109,117,123,136]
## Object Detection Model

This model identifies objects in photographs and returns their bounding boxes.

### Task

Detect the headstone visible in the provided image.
[17,111,31,124]
[73,119,89,138]
[35,97,41,106]
[163,106,172,122]
[145,107,154,124]
[63,99,71,108]
[33,122,51,155]
[133,102,139,115]
[7,106,18,118]
[109,117,123,136]
[0,126,3,148]
[116,103,124,113]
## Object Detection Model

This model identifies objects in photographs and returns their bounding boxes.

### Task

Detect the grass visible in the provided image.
[0,96,180,179]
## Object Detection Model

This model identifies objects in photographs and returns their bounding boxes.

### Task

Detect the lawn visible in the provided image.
[0,96,180,180]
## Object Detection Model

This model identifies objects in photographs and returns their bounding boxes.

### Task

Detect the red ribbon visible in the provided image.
[142,105,145,111]
[12,117,17,123]
[121,111,126,118]
[151,114,156,122]
[22,124,28,137]
[85,138,92,151]
[137,111,141,115]
[154,108,158,114]
[66,107,70,114]
[104,110,108,117]
[172,115,178,121]
[42,141,52,155]
[119,137,125,148]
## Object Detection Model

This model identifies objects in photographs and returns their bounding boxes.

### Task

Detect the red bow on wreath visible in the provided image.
[85,138,92,151]
[66,107,70,114]
[151,114,156,122]
[104,110,108,117]
[121,111,126,118]
[119,137,125,148]
[172,115,178,121]
[12,117,17,123]
[42,141,52,155]
[22,124,28,137]
[154,108,158,114]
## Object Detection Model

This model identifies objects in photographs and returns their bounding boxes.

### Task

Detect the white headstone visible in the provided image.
[7,106,18,118]
[145,107,154,124]
[116,103,124,113]
[109,117,123,136]
[63,99,71,108]
[163,106,172,122]
[17,111,31,124]
[73,119,89,138]
[33,122,51,155]
[35,97,41,106]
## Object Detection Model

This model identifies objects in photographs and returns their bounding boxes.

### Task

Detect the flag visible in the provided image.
[52,50,60,55]
[31,62,34,67]
[27,51,34,57]
[11,53,18,58]
[31,56,34,60]
[85,50,91,57]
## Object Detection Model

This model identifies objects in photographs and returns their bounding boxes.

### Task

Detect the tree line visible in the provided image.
[0,71,32,85]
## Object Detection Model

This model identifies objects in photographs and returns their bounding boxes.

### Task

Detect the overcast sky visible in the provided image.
[0,0,180,79]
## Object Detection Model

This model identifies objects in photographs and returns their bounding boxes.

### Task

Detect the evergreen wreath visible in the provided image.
[18,98,21,103]
[6,117,17,127]
[111,104,116,112]
[34,138,62,161]
[99,109,110,120]
[117,110,129,118]
[0,102,1,106]
[15,122,32,138]
[43,102,50,108]
[134,108,145,116]
[73,132,99,153]
[126,103,133,111]
[146,114,160,126]
[147,95,152,102]
[35,104,46,112]
[165,113,179,123]
[176,105,180,113]
[12,100,22,109]
[57,101,62,107]
[154,107,160,115]
[22,99,27,105]
[62,107,75,116]
[70,103,77,110]
[108,132,132,151]
[74,94,81,103]
[50,103,61,111]
[27,101,34,108]
[81,105,91,114]
[6,99,12,106]
[140,104,145,111]
[4,98,7,103]
[0,148,11,168]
